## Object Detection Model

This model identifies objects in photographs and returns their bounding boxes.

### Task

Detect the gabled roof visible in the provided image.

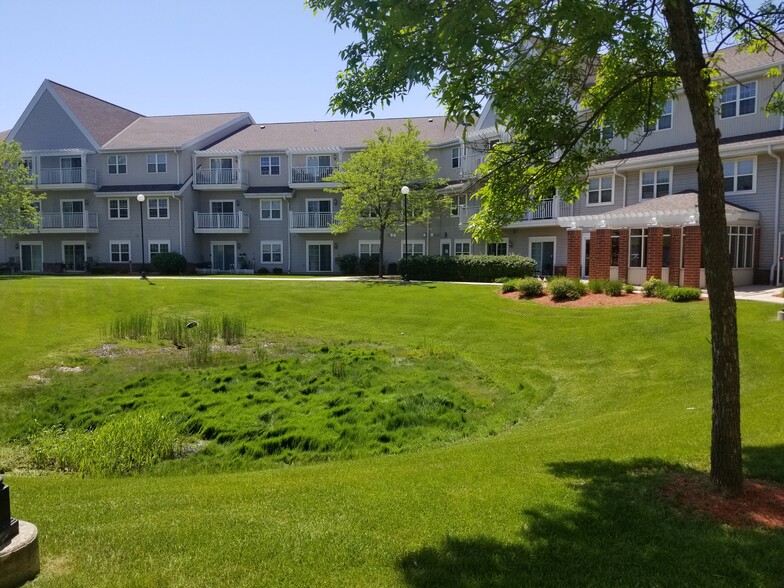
[47,80,142,147]
[103,113,252,150]
[204,116,462,151]
[0,130,9,142]
[716,42,784,75]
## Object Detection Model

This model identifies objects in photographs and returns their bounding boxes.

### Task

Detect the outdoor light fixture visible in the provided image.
[136,194,146,276]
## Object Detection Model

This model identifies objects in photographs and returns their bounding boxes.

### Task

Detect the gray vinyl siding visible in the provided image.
[243,153,288,186]
[100,151,180,186]
[12,90,94,150]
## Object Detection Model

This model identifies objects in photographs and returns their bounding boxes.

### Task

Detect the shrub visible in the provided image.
[666,287,702,302]
[517,277,545,298]
[272,267,283,275]
[624,283,635,294]
[399,255,537,282]
[642,277,672,299]
[547,277,587,301]
[336,254,360,275]
[588,279,607,294]
[501,279,519,294]
[604,279,624,297]
[359,253,381,275]
[256,267,270,274]
[150,252,187,275]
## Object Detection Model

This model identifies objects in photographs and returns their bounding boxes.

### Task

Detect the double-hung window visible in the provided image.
[723,158,755,193]
[260,241,283,263]
[148,198,169,219]
[359,241,380,257]
[486,241,508,256]
[451,147,460,168]
[644,100,673,132]
[403,241,425,257]
[260,156,280,176]
[454,240,471,255]
[109,241,131,263]
[260,199,282,220]
[147,153,166,173]
[587,176,613,205]
[640,168,671,199]
[720,82,756,118]
[108,198,129,219]
[149,241,170,259]
[108,155,127,175]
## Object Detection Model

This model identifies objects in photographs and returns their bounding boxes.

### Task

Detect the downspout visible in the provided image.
[172,192,183,258]
[768,145,781,284]
[287,196,292,274]
[613,168,627,208]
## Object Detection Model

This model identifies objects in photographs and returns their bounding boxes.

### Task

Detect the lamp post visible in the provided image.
[401,185,409,282]
[136,194,146,277]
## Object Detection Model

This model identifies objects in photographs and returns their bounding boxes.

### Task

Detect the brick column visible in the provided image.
[589,229,612,280]
[669,227,682,285]
[618,230,629,283]
[647,227,663,280]
[683,225,702,288]
[566,229,582,279]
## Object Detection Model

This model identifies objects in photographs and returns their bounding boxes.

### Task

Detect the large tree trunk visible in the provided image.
[663,0,743,495]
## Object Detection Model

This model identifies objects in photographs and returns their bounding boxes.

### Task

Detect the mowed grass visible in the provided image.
[1,276,783,587]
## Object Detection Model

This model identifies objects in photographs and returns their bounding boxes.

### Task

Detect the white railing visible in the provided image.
[289,211,335,229]
[290,166,338,183]
[194,212,250,231]
[39,212,98,230]
[458,199,558,226]
[457,205,481,226]
[460,153,487,177]
[194,168,248,185]
[39,168,96,185]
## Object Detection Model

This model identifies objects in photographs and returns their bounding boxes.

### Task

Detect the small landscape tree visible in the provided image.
[0,140,42,237]
[326,121,445,277]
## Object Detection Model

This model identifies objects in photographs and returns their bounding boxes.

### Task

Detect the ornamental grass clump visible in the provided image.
[103,312,153,341]
[604,279,624,297]
[588,279,607,294]
[547,277,587,301]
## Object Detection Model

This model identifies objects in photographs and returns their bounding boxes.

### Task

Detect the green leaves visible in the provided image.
[0,140,42,238]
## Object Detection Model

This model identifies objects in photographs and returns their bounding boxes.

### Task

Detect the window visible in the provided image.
[108,198,129,219]
[721,81,756,118]
[109,241,130,263]
[260,156,281,176]
[723,158,755,193]
[147,153,166,173]
[644,99,673,132]
[600,122,614,141]
[22,157,32,170]
[402,241,425,257]
[451,147,460,168]
[640,168,671,199]
[662,230,671,268]
[587,176,613,205]
[611,230,620,266]
[149,241,170,259]
[108,155,127,175]
[260,199,282,220]
[359,241,380,257]
[451,193,468,216]
[454,240,471,255]
[629,228,648,268]
[261,241,283,264]
[728,226,754,269]
[147,198,169,219]
[486,241,508,256]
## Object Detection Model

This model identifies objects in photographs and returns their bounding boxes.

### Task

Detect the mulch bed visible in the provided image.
[663,474,784,529]
[500,291,668,307]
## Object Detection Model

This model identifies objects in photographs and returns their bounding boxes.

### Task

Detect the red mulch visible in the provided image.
[663,474,784,529]
[500,291,668,307]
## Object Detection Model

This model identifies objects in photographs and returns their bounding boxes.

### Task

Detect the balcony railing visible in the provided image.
[458,199,558,226]
[460,153,487,177]
[38,168,96,185]
[289,211,335,230]
[193,212,250,232]
[194,168,248,186]
[290,166,338,184]
[37,212,99,231]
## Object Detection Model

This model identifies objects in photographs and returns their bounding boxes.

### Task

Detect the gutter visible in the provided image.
[768,145,782,284]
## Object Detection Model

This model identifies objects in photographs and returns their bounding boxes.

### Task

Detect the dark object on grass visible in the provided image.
[185,321,198,329]
[0,475,19,546]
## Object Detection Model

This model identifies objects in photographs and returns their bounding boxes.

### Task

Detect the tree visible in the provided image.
[0,140,41,238]
[326,121,444,277]
[308,0,784,495]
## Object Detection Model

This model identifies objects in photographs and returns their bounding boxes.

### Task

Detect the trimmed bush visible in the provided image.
[604,279,624,297]
[588,279,607,294]
[359,253,381,275]
[517,277,545,298]
[399,255,537,282]
[272,267,283,275]
[256,267,270,274]
[501,279,519,294]
[666,287,702,302]
[151,252,187,275]
[642,277,672,299]
[547,277,587,301]
[623,283,635,294]
[336,254,360,275]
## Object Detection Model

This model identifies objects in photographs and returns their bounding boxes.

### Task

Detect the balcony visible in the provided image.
[37,168,97,189]
[460,153,487,177]
[290,166,339,187]
[289,211,336,233]
[193,168,249,190]
[35,212,99,233]
[458,199,559,227]
[193,212,250,233]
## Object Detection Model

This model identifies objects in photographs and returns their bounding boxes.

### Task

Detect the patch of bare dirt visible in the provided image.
[663,474,784,529]
[501,291,668,307]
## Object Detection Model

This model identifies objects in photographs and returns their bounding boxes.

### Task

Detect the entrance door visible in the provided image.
[20,243,43,272]
[212,242,236,271]
[582,234,590,278]
[530,240,555,276]
[63,243,86,271]
[307,242,333,272]
[441,241,451,256]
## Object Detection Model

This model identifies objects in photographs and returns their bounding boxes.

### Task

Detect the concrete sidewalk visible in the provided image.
[733,285,783,305]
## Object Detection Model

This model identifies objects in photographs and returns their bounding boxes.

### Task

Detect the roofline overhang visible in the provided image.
[558,208,760,229]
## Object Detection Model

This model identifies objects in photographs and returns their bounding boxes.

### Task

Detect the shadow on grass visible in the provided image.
[744,444,784,484]
[0,274,37,281]
[361,279,438,289]
[398,458,783,587]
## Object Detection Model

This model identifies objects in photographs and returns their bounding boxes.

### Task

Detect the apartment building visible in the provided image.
[2,43,783,285]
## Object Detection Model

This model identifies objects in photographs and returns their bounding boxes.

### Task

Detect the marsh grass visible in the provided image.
[102,312,153,340]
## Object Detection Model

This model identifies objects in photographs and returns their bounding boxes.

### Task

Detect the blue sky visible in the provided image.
[0,0,442,132]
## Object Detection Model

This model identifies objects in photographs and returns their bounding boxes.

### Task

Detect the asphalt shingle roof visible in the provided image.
[103,114,250,150]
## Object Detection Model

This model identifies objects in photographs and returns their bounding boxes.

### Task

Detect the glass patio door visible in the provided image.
[306,155,331,181]
[20,243,43,272]
[60,157,82,183]
[61,200,84,228]
[531,240,555,275]
[210,201,235,228]
[307,243,332,272]
[307,200,332,228]
[212,243,236,271]
[63,243,86,271]
[210,158,233,184]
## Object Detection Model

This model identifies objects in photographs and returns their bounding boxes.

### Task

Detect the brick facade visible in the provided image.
[683,225,702,288]
[618,230,629,282]
[647,227,663,280]
[669,227,682,285]
[589,229,612,280]
[567,230,582,278]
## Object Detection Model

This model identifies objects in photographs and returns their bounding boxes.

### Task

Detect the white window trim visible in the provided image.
[401,239,426,257]
[306,240,334,273]
[147,153,167,174]
[723,156,757,195]
[645,99,673,132]
[107,198,130,220]
[209,199,235,213]
[260,199,283,220]
[358,240,380,257]
[440,239,452,256]
[109,240,131,263]
[147,197,170,220]
[720,81,757,119]
[454,239,471,255]
[638,167,673,201]
[586,175,614,207]
[61,241,87,271]
[451,147,460,169]
[528,237,557,265]
[60,199,85,214]
[260,155,281,176]
[260,240,284,264]
[306,198,333,213]
[107,154,127,175]
[485,238,510,256]
[148,240,171,259]
[19,241,43,272]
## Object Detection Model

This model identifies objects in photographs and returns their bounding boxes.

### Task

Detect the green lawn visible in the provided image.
[1,276,783,587]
